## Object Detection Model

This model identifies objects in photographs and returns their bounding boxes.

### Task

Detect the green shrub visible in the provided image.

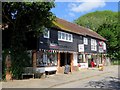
[111,60,120,65]
[2,49,32,80]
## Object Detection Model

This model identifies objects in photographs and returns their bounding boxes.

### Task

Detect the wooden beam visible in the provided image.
[57,52,60,67]
[32,50,37,67]
[70,53,73,72]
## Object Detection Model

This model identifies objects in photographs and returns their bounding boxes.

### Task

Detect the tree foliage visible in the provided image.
[2,2,55,48]
[2,2,55,79]
[74,10,118,32]
[74,10,119,60]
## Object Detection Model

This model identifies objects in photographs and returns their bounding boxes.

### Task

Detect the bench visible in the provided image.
[22,67,46,79]
[22,73,34,79]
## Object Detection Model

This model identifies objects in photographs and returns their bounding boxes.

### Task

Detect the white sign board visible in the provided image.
[98,41,106,52]
[78,44,84,52]
[79,63,88,68]
[99,46,104,53]
[103,42,106,50]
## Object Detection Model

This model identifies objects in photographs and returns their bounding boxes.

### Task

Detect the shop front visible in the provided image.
[57,51,74,74]
[31,49,58,75]
[77,53,88,69]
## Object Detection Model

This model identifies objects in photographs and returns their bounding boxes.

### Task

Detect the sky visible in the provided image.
[51,0,119,22]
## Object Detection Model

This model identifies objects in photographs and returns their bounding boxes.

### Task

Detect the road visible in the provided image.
[52,66,120,89]
[1,65,119,89]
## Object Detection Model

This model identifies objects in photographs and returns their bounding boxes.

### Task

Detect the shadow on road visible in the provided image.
[85,77,120,90]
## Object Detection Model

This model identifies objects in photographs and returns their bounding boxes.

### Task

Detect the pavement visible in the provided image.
[1,65,119,88]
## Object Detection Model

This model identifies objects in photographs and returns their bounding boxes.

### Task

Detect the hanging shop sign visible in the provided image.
[78,44,84,52]
[99,46,104,53]
[98,41,106,53]
[103,42,106,50]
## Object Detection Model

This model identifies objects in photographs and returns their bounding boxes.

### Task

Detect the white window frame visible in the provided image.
[58,31,73,42]
[91,39,97,51]
[44,28,50,38]
[83,37,88,45]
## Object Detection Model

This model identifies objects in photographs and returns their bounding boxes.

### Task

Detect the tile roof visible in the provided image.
[52,18,106,41]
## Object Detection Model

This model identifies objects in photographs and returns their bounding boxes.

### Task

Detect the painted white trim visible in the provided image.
[45,66,57,71]
[78,63,88,69]
[91,39,97,51]
[35,66,57,73]
[58,31,73,42]
[83,37,88,45]
[73,52,78,66]
[44,28,50,38]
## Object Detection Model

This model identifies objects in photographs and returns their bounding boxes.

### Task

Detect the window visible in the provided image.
[44,28,49,38]
[69,34,71,41]
[37,51,57,66]
[91,39,97,51]
[83,37,88,45]
[78,54,83,63]
[58,31,61,39]
[66,34,68,40]
[62,32,65,39]
[58,31,73,42]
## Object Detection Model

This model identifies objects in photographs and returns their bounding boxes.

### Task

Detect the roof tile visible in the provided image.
[53,18,106,41]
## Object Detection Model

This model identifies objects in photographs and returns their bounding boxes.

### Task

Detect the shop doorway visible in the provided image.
[60,53,71,67]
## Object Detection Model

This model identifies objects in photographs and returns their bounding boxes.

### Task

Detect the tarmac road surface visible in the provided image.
[1,65,119,89]
[52,69,119,89]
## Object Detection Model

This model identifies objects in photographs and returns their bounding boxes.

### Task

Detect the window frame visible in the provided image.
[44,28,50,38]
[91,39,97,51]
[58,31,73,42]
[83,37,88,45]
[37,51,58,67]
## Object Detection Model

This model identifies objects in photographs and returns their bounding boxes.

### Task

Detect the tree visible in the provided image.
[98,23,120,59]
[74,10,118,32]
[2,2,55,49]
[74,10,119,61]
[2,2,55,79]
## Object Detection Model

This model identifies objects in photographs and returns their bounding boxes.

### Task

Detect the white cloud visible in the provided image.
[68,0,106,13]
[55,0,119,2]
[68,12,75,17]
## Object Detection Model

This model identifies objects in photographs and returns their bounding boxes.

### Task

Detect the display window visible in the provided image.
[37,51,57,67]
[78,54,83,63]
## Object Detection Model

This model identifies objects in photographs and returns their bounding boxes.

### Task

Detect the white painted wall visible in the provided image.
[73,52,78,66]
[35,66,57,73]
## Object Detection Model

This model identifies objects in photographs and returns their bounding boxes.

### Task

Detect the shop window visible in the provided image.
[37,51,57,66]
[78,54,83,63]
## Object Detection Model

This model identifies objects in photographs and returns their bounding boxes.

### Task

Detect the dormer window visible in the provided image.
[44,28,50,38]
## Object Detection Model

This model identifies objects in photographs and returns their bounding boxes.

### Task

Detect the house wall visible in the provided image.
[38,28,107,70]
[73,52,78,66]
